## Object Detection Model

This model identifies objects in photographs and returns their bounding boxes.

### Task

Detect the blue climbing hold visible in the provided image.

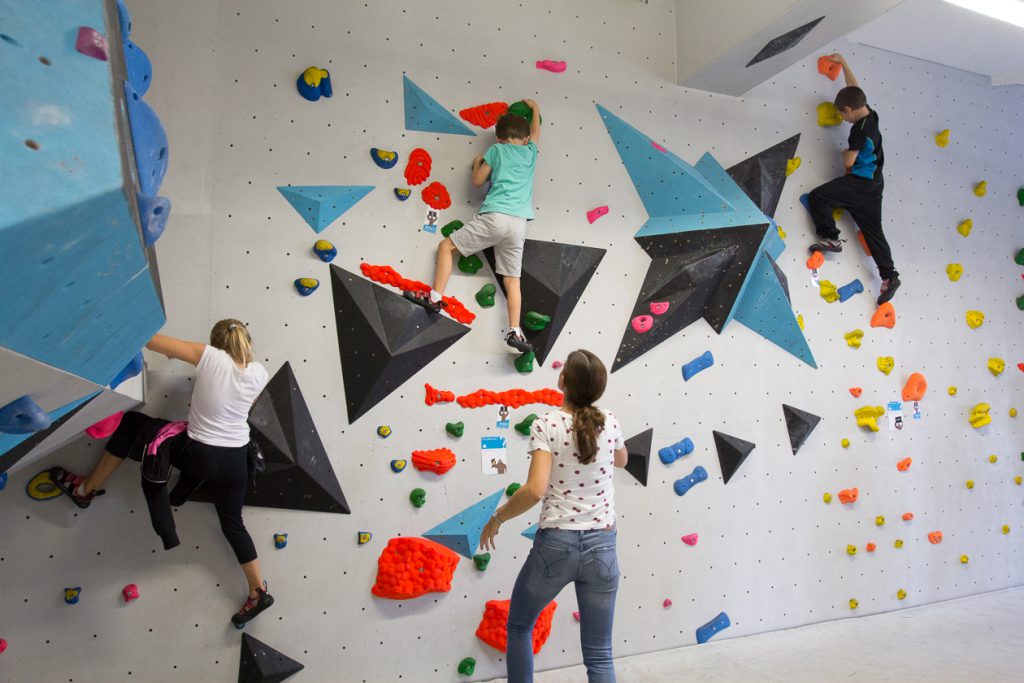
[123,40,152,96]
[403,75,476,136]
[696,611,731,644]
[837,279,864,303]
[277,185,374,233]
[799,193,811,214]
[296,67,333,101]
[0,396,52,434]
[137,193,171,247]
[64,587,82,605]
[423,489,504,558]
[109,351,144,390]
[521,523,539,541]
[681,351,714,381]
[0,472,8,492]
[274,533,288,549]
[394,188,411,201]
[294,278,320,296]
[370,148,399,169]
[673,466,708,496]
[116,0,132,37]
[313,240,337,263]
[123,81,168,196]
[658,438,694,465]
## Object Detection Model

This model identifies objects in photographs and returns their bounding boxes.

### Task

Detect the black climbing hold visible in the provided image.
[782,404,821,455]
[238,633,304,683]
[623,428,653,487]
[746,17,825,67]
[713,430,755,485]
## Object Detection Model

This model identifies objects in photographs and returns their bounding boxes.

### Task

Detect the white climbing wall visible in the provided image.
[1,1,1022,681]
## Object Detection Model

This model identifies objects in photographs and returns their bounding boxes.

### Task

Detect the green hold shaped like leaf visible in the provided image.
[458,254,483,274]
[446,421,464,438]
[457,657,477,676]
[514,350,535,374]
[523,311,551,331]
[1018,295,1024,311]
[1017,188,1024,207]
[1015,248,1024,266]
[473,552,491,571]
[476,283,496,308]
[441,220,464,238]
[508,100,542,125]
[514,413,538,435]
[505,482,522,497]
[409,488,426,508]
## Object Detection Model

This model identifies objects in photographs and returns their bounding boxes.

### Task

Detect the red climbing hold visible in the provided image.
[412,448,457,475]
[122,583,139,603]
[897,457,912,472]
[459,102,509,129]
[838,487,859,504]
[476,599,557,653]
[404,148,432,186]
[586,206,609,224]
[359,263,475,324]
[849,387,863,398]
[371,537,460,600]
[424,383,455,406]
[928,531,943,544]
[456,388,563,409]
[807,252,824,270]
[421,181,452,210]
[818,55,842,81]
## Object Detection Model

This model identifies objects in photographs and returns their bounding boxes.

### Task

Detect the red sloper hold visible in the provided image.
[476,599,557,654]
[371,537,460,600]
[425,383,455,406]
[359,263,476,324]
[412,448,457,475]
[421,181,452,210]
[456,387,563,409]
[818,55,841,81]
[405,148,432,186]
[459,102,509,129]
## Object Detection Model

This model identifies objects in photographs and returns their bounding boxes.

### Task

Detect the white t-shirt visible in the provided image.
[529,408,624,530]
[187,346,269,447]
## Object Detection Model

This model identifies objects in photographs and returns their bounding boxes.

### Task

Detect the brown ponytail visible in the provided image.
[209,319,254,366]
[562,350,608,465]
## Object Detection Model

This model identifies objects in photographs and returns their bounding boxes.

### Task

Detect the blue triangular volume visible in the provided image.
[423,489,504,558]
[521,523,539,541]
[732,251,816,367]
[277,186,374,233]
[403,76,476,136]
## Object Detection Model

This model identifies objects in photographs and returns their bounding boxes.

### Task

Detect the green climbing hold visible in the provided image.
[514,350,535,374]
[458,254,483,274]
[473,552,491,571]
[505,482,521,497]
[446,421,464,438]
[1015,248,1024,266]
[457,657,476,676]
[476,283,496,308]
[441,219,464,238]
[523,311,551,331]
[409,488,426,508]
[1018,295,1024,311]
[514,413,538,436]
[1018,188,1024,206]
[508,100,542,125]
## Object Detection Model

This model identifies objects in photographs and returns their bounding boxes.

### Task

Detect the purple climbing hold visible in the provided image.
[696,611,731,644]
[0,395,52,434]
[673,466,708,496]
[137,193,171,246]
[75,27,108,61]
[658,438,694,464]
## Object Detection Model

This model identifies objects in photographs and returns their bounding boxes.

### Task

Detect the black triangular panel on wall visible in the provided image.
[622,428,653,486]
[745,17,825,67]
[238,633,304,683]
[782,404,822,455]
[713,430,756,484]
[725,134,800,218]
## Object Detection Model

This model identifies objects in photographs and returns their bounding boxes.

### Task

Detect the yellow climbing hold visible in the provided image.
[966,480,975,489]
[844,329,864,348]
[1003,525,1011,534]
[877,356,894,375]
[841,438,850,448]
[948,386,957,396]
[855,405,885,432]
[965,310,985,329]
[1015,475,1022,485]
[988,358,1005,376]
[786,157,801,176]
[817,102,842,126]
[797,314,804,330]
[894,539,904,548]
[832,207,844,222]
[960,554,969,564]
[969,403,991,428]
[945,263,963,281]
[875,515,886,527]
[823,492,833,503]
[301,66,330,87]
[1009,408,1017,418]
[777,225,787,239]
[849,598,859,609]
[897,589,907,600]
[935,129,950,147]
[974,180,987,197]
[988,454,998,464]
[819,280,839,303]
[846,544,858,556]
[957,219,973,237]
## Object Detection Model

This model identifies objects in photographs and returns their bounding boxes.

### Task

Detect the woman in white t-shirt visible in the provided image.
[480,349,628,683]
[51,320,273,626]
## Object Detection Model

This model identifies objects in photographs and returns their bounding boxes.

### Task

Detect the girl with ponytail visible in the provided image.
[481,349,628,683]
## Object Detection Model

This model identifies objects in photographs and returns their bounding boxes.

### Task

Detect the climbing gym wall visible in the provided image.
[1,0,1022,681]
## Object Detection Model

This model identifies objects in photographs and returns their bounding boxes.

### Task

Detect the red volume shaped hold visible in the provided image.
[404,148,432,185]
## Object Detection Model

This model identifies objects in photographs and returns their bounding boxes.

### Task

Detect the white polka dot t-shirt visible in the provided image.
[529,408,624,530]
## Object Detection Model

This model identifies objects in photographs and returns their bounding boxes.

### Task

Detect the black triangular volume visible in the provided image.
[623,428,653,487]
[713,430,756,485]
[483,239,606,366]
[330,266,469,422]
[0,396,96,475]
[746,16,825,67]
[239,633,304,683]
[725,135,800,218]
[782,404,821,455]
[249,367,297,464]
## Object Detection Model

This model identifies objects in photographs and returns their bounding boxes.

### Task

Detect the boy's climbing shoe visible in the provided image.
[403,290,442,313]
[231,581,274,628]
[49,466,104,509]
[877,277,901,305]
[505,329,533,353]
[809,238,844,254]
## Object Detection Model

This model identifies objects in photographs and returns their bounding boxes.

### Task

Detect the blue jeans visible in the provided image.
[506,527,619,683]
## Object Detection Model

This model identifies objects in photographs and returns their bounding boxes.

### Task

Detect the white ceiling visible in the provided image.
[847,0,1024,86]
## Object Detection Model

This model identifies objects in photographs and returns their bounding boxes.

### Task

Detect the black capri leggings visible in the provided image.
[105,411,257,564]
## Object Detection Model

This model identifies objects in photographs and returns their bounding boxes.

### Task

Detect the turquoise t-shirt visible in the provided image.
[479,141,538,219]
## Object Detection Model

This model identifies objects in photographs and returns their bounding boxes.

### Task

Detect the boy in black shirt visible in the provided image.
[807,53,900,304]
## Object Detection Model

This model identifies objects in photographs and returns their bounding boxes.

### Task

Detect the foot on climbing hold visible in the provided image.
[514,351,536,374]
[446,421,464,438]
[586,206,609,224]
[855,405,885,431]
[844,330,864,348]
[965,310,985,329]
[876,357,894,375]
[672,466,708,496]
[514,414,538,436]
[988,358,1005,376]
[818,280,839,303]
[524,311,551,332]
[631,315,653,334]
[974,181,987,197]
[370,148,399,169]
[441,220,464,238]
[695,612,730,644]
[946,263,963,281]
[806,252,825,270]
[681,351,714,381]
[969,403,991,428]
[458,255,483,274]
[476,283,496,307]
[871,302,896,329]
[473,553,491,571]
[817,102,842,126]
[837,279,864,303]
[957,219,973,237]
[659,438,694,465]
[935,129,950,147]
[294,278,319,296]
[313,239,337,262]
[786,157,801,176]
[0,395,51,434]
[838,487,859,504]
[681,533,699,546]
[458,657,476,676]
[535,59,567,73]
[849,387,862,398]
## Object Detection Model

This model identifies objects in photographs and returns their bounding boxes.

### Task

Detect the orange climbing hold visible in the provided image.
[476,599,557,654]
[870,302,896,329]
[459,101,509,129]
[927,531,943,544]
[838,488,859,505]
[412,448,457,475]
[806,252,825,270]
[404,148,432,185]
[818,55,842,81]
[902,512,914,521]
[360,263,476,324]
[901,373,927,402]
[865,542,876,552]
[856,230,872,256]
[424,383,455,406]
[897,457,912,472]
[456,387,563,409]
[370,537,460,600]
[849,387,862,398]
[421,181,452,210]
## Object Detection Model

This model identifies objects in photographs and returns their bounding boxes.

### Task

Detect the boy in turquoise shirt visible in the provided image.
[406,99,541,353]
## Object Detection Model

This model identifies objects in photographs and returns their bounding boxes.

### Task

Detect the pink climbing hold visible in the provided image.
[122,584,139,603]
[651,141,668,153]
[572,611,580,622]
[535,60,567,73]
[681,533,698,546]
[551,360,563,369]
[586,206,609,224]
[631,315,653,334]
[650,301,669,316]
[85,411,124,439]
[663,598,673,608]
[0,638,6,654]
[75,27,109,61]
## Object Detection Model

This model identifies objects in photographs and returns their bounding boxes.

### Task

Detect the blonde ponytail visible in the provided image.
[209,319,253,365]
